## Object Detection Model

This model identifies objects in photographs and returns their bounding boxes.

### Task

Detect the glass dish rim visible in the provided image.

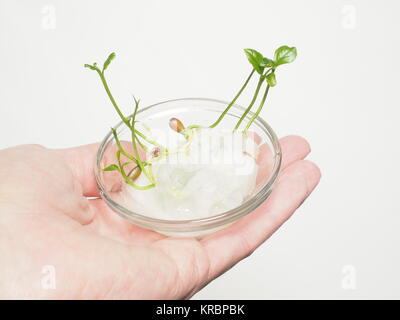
[95,97,282,230]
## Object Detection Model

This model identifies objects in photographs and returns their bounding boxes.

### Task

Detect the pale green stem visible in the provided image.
[234,74,264,130]
[244,84,270,132]
[117,151,154,190]
[209,69,255,128]
[131,102,154,183]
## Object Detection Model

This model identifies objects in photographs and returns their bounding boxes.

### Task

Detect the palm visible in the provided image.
[0,136,320,299]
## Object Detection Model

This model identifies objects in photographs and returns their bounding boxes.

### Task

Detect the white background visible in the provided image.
[0,0,399,299]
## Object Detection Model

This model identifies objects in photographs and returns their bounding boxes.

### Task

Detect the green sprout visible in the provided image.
[209,45,297,132]
[85,46,297,191]
[85,53,161,190]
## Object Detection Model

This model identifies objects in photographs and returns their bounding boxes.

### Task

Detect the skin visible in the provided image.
[0,136,320,299]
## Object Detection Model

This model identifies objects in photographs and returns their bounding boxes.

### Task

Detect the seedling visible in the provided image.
[85,46,296,190]
[85,54,160,190]
[209,46,297,131]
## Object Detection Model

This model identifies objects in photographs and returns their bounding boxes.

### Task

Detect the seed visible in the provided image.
[169,117,185,133]
[128,166,141,181]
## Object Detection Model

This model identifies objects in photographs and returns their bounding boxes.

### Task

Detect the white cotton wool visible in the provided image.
[119,128,259,220]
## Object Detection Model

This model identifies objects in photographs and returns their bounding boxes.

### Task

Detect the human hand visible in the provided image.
[0,136,320,299]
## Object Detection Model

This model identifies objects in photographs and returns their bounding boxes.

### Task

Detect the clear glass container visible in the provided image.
[95,98,281,237]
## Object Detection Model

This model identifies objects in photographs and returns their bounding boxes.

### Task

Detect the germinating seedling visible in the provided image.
[84,46,296,218]
[209,46,297,131]
[85,55,162,190]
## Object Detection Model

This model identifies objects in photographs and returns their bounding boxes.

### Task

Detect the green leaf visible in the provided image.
[103,52,116,71]
[260,57,275,68]
[244,48,264,74]
[84,63,97,71]
[103,164,120,172]
[274,46,297,67]
[266,72,276,87]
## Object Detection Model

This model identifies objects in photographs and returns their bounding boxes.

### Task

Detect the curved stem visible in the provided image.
[89,64,157,189]
[244,84,270,132]
[134,133,148,152]
[97,70,130,127]
[131,104,153,183]
[111,128,139,164]
[209,69,255,128]
[186,125,203,130]
[117,151,154,190]
[96,69,166,151]
[134,128,164,149]
[234,74,264,130]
